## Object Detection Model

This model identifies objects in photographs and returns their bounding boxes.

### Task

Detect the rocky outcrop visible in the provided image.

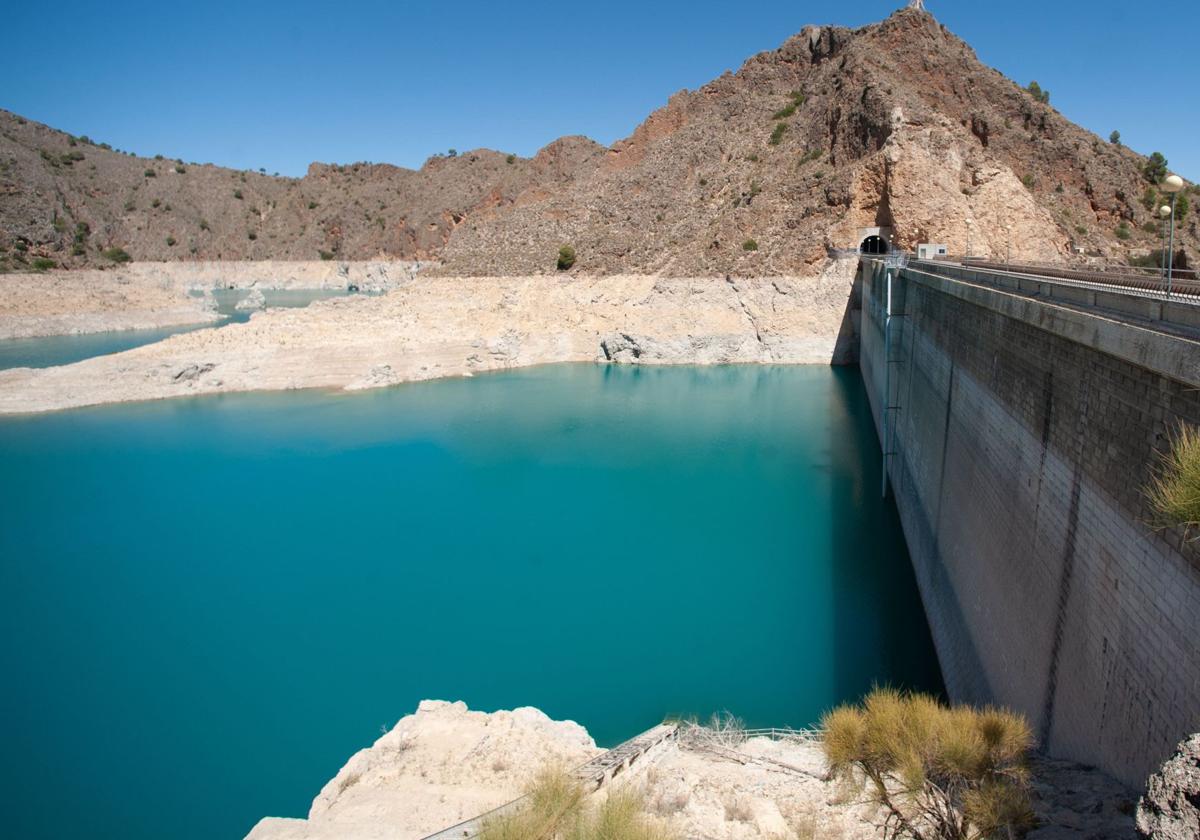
[245,700,599,840]
[1136,734,1200,840]
[235,287,266,311]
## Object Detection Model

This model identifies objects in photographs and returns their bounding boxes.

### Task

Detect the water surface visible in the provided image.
[0,364,941,840]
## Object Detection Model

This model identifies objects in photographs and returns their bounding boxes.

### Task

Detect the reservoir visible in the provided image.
[0,364,942,840]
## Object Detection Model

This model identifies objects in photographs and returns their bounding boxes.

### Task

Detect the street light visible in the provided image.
[1162,174,1185,297]
[1160,204,1173,285]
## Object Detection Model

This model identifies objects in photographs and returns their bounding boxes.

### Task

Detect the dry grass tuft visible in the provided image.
[821,688,1034,840]
[479,768,676,840]
[1146,422,1200,535]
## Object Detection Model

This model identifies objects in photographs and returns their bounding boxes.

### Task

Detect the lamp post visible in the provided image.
[1162,174,1184,297]
[1160,204,1172,288]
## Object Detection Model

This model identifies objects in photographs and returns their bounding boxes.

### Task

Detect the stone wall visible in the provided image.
[859,259,1200,788]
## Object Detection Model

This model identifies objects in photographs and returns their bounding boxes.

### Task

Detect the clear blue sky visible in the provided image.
[3,0,1196,180]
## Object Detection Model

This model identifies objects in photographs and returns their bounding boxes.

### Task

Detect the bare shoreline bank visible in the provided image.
[0,262,860,415]
[0,260,422,340]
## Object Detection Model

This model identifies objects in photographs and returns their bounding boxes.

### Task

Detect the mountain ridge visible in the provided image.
[1,8,1195,275]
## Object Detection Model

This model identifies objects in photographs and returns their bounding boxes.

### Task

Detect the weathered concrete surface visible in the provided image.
[860,258,1200,789]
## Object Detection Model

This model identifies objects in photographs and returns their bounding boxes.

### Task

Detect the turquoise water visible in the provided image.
[0,289,349,370]
[0,364,941,840]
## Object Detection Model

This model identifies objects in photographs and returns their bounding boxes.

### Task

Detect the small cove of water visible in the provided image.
[0,288,350,370]
[0,364,942,840]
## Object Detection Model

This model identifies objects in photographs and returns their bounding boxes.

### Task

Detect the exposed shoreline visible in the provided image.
[0,260,422,340]
[0,260,859,415]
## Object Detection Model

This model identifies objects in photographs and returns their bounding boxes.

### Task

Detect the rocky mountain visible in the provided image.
[1,7,1195,275]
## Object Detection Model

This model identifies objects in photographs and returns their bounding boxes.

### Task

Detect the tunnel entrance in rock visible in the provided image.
[860,235,889,255]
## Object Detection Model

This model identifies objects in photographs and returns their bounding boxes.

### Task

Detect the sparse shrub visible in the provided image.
[1146,423,1200,535]
[199,219,210,231]
[233,189,243,199]
[144,168,156,178]
[1175,193,1190,223]
[1142,221,1158,233]
[748,180,762,198]
[506,154,516,165]
[813,170,825,180]
[1144,152,1168,185]
[1115,224,1131,240]
[1110,130,1121,146]
[698,177,708,186]
[1026,80,1050,104]
[151,199,161,208]
[772,103,798,120]
[154,154,164,160]
[102,247,131,263]
[307,201,318,209]
[1054,182,1064,193]
[746,153,759,163]
[448,148,458,158]
[32,257,56,270]
[71,243,86,256]
[319,250,335,260]
[174,165,186,173]
[557,244,576,271]
[478,768,673,840]
[1142,187,1159,211]
[823,688,1035,840]
[769,122,789,145]
[247,231,257,240]
[742,239,758,251]
[166,236,176,247]
[1075,225,1087,235]
[1021,173,1035,190]
[68,136,77,146]
[799,148,822,165]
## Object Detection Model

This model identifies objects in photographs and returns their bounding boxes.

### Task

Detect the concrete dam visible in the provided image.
[858,257,1200,787]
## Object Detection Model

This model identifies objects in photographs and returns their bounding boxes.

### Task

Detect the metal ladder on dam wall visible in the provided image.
[879,253,910,499]
[420,723,678,840]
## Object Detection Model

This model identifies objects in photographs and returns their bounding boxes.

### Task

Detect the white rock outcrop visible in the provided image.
[245,700,599,840]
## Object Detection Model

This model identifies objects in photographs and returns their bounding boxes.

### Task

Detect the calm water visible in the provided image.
[0,364,941,840]
[0,289,349,370]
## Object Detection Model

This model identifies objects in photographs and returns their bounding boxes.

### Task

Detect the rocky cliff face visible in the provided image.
[1,9,1195,275]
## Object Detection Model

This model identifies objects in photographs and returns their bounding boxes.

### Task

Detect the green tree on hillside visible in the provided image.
[1144,152,1169,184]
[1109,130,1121,145]
[1027,81,1050,104]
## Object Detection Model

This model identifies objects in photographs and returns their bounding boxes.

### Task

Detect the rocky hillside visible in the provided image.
[2,7,1196,275]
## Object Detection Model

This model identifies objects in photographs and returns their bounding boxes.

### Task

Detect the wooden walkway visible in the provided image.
[420,723,678,840]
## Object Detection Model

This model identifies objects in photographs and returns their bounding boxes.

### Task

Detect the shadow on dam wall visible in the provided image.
[826,366,946,707]
[858,257,1200,789]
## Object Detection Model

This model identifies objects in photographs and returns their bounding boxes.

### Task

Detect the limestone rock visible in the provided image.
[235,287,266,311]
[1136,734,1200,840]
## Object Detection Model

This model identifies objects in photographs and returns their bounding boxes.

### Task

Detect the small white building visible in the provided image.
[917,243,949,260]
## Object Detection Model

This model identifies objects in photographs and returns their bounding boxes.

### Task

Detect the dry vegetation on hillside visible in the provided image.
[1,8,1195,276]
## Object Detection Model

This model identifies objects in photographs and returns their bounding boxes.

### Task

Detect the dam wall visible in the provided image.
[859,258,1200,787]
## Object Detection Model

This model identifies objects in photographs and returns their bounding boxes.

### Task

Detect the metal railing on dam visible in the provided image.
[858,255,1200,790]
